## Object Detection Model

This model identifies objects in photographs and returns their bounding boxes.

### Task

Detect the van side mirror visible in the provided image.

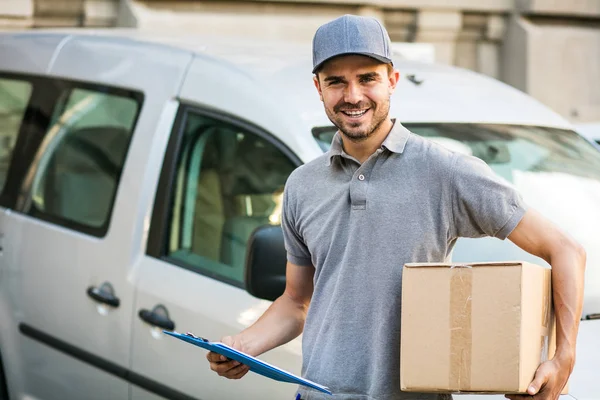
[245,225,287,301]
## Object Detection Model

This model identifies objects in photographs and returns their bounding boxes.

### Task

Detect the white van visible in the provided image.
[576,122,600,146]
[0,30,598,400]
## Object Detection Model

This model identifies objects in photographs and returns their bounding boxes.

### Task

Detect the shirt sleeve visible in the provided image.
[281,180,312,266]
[450,153,528,240]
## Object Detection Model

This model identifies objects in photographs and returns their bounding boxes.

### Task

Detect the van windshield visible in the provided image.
[312,123,600,183]
[314,123,600,313]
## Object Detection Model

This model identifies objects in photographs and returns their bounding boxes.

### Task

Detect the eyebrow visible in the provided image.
[323,75,345,83]
[358,72,380,80]
[323,72,382,83]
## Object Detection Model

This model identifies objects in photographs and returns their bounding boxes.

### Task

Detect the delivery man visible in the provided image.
[206,14,585,400]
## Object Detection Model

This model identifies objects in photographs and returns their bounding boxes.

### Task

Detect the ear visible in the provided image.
[388,69,400,95]
[313,75,324,102]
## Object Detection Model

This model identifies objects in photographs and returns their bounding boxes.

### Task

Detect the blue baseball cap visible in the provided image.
[312,14,393,74]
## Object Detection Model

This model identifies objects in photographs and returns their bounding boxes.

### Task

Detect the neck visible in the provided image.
[341,118,394,164]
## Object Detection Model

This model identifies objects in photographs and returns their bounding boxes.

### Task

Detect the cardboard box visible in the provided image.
[400,261,566,394]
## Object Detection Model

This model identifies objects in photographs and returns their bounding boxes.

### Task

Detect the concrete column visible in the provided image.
[454,13,505,78]
[125,0,357,41]
[356,5,384,21]
[501,15,530,93]
[384,10,418,42]
[527,21,600,122]
[477,14,506,79]
[415,10,462,65]
[455,13,485,72]
[32,0,85,27]
[83,0,119,27]
[1,0,34,18]
[517,0,600,17]
[116,0,137,27]
[1,0,122,29]
[478,41,500,78]
[486,14,506,40]
[502,12,600,122]
[0,0,34,29]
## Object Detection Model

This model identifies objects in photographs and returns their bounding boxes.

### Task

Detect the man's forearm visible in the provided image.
[550,240,586,368]
[235,292,308,357]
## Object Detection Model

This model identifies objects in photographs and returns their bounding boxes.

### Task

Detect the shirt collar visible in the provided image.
[326,120,411,166]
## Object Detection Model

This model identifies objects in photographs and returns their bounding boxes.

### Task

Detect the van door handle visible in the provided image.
[138,305,175,331]
[87,282,120,308]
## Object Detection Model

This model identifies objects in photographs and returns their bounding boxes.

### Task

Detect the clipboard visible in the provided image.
[163,330,332,395]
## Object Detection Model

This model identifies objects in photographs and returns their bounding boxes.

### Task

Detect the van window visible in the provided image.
[313,123,600,183]
[406,124,600,183]
[0,77,32,192]
[28,87,141,236]
[167,112,296,284]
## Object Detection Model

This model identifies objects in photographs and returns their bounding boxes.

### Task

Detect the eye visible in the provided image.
[360,76,376,83]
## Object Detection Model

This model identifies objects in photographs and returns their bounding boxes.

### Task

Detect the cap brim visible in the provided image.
[312,52,393,74]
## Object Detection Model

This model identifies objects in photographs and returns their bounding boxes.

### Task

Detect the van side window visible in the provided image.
[167,113,296,284]
[0,77,33,192]
[27,87,140,236]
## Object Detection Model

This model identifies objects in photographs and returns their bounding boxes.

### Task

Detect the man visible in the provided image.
[207,14,586,400]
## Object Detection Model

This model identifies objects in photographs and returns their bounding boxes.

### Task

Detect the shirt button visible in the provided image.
[358,174,365,181]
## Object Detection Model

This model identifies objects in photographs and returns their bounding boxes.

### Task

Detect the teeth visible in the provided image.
[343,110,368,117]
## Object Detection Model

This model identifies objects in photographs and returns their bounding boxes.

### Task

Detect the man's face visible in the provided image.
[314,55,399,142]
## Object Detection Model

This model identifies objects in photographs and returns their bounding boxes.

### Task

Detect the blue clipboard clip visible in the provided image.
[163,330,332,395]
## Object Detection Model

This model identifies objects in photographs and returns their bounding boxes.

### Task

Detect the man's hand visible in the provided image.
[507,209,585,399]
[206,335,250,380]
[505,357,571,400]
[206,263,314,380]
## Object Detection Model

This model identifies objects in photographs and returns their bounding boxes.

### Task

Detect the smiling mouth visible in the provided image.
[341,109,369,118]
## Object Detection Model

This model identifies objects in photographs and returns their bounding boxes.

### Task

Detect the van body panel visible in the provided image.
[48,35,193,92]
[0,32,192,400]
[130,256,301,400]
[266,60,573,131]
[0,30,595,400]
[179,54,323,165]
[0,33,65,75]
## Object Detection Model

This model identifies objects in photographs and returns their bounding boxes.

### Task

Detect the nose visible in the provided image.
[343,81,363,105]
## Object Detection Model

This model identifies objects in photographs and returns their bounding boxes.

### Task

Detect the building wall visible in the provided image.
[1,0,599,124]
[503,14,600,122]
[0,0,119,28]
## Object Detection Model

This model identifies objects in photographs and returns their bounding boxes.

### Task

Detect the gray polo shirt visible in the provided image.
[281,122,527,400]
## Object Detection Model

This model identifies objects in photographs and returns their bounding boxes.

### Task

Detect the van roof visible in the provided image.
[0,29,573,130]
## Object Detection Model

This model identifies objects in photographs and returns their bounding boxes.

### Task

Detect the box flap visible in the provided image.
[404,261,524,268]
